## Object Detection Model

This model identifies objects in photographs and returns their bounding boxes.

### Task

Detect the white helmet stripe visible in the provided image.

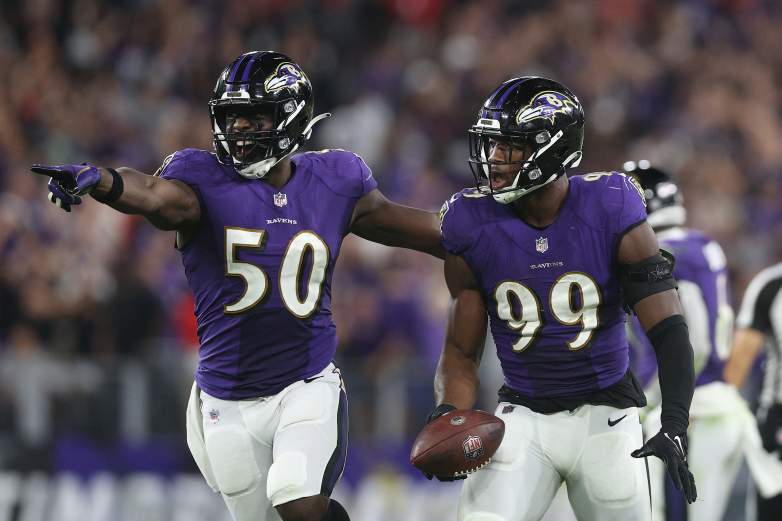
[488,129,569,204]
[279,100,305,130]
[529,129,563,162]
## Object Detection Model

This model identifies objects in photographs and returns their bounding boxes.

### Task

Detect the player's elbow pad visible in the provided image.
[647,315,695,433]
[619,250,677,308]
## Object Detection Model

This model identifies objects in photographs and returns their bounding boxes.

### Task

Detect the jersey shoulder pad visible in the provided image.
[303,149,377,198]
[155,148,219,186]
[439,188,490,255]
[572,171,647,234]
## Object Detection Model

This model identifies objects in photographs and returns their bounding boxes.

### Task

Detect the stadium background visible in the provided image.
[0,0,781,519]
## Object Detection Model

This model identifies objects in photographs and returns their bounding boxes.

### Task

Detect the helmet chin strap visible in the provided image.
[492,170,558,204]
[237,144,301,179]
[302,112,331,140]
[235,113,331,180]
[237,156,280,179]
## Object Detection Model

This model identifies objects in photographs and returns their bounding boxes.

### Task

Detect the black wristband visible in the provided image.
[648,315,694,433]
[92,167,124,204]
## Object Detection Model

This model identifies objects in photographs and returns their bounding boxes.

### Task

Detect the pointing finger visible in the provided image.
[31,165,61,177]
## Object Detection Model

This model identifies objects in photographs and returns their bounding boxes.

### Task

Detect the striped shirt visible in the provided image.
[737,263,782,408]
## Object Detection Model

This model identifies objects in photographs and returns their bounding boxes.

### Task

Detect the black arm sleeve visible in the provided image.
[647,314,694,433]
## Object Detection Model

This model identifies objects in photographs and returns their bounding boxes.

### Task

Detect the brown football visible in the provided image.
[410,409,505,478]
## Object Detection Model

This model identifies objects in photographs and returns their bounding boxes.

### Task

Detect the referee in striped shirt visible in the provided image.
[725,263,782,520]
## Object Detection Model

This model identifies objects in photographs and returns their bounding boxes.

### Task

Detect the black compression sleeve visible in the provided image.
[647,315,694,433]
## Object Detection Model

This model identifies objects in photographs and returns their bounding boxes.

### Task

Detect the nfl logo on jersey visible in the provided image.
[536,236,549,253]
[273,192,288,207]
[462,435,484,460]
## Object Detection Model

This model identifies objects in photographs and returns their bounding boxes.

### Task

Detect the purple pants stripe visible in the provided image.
[320,388,348,496]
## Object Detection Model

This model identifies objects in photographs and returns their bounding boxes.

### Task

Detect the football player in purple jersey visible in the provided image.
[426,77,696,520]
[30,51,444,521]
[625,161,754,521]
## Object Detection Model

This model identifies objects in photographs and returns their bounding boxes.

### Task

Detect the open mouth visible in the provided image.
[490,178,508,190]
[234,140,253,160]
[489,169,514,190]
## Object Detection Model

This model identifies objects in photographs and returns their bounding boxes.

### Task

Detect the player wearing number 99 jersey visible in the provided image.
[441,172,646,398]
[30,51,444,521]
[426,77,697,521]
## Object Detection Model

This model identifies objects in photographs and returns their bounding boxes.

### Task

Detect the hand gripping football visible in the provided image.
[410,409,505,478]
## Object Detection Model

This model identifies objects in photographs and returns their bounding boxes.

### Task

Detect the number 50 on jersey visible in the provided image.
[224,227,329,318]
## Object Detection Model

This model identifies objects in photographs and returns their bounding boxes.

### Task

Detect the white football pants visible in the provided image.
[185,363,347,521]
[458,402,650,521]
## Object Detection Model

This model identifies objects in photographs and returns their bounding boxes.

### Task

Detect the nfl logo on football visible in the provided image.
[273,192,288,207]
[535,236,548,253]
[462,435,484,461]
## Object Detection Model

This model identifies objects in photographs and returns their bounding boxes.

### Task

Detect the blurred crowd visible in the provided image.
[0,0,781,484]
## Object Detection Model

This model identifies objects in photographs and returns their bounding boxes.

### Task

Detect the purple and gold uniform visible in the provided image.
[159,147,376,399]
[629,228,732,388]
[441,172,647,399]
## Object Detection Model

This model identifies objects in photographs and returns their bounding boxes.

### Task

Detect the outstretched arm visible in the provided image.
[31,163,200,232]
[350,189,445,259]
[93,167,200,230]
[434,253,488,409]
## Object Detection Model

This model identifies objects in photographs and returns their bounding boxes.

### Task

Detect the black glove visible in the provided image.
[426,403,457,424]
[423,404,465,482]
[632,429,697,504]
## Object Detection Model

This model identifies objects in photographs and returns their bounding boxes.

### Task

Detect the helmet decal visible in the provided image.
[264,63,307,93]
[516,91,578,125]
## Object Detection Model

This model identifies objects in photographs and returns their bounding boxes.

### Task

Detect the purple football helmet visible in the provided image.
[469,76,585,204]
[209,51,329,179]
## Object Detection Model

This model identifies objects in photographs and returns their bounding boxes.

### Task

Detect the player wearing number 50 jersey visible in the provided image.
[30,51,444,521]
[427,77,696,521]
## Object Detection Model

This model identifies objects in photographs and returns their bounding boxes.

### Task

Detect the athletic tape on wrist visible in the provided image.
[93,167,124,204]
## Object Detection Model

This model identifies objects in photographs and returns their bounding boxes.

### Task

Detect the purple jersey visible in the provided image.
[441,172,648,397]
[159,148,376,399]
[629,228,732,388]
